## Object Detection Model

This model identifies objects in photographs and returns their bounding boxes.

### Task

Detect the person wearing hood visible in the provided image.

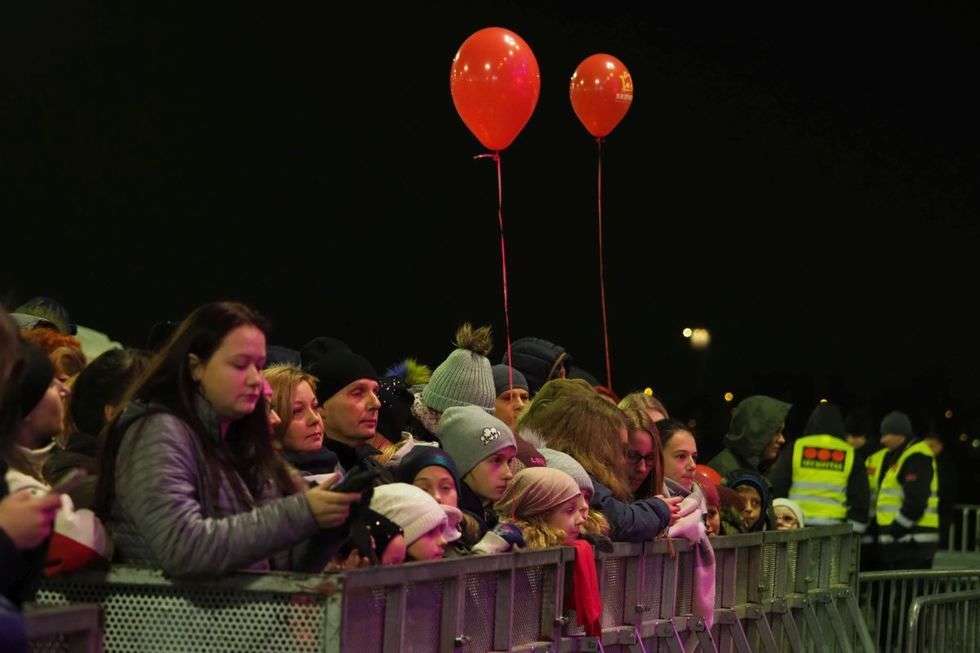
[866,411,939,569]
[505,336,570,395]
[769,402,870,533]
[708,395,791,479]
[727,469,774,531]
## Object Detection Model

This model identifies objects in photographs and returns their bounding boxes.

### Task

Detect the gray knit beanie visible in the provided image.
[422,324,496,413]
[437,405,516,477]
[539,448,594,495]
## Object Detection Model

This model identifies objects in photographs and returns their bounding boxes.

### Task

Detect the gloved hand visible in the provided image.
[493,522,526,549]
[885,520,911,540]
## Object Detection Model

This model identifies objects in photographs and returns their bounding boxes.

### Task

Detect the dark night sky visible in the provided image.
[4,4,980,446]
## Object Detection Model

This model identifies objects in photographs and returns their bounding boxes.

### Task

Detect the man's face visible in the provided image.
[880,433,906,451]
[320,379,380,447]
[494,387,529,430]
[846,433,867,450]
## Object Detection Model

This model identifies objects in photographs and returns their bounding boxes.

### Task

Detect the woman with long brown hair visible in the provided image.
[96,302,360,577]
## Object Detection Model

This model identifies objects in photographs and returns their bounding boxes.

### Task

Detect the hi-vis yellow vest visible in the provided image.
[874,441,939,536]
[866,448,888,514]
[789,434,853,524]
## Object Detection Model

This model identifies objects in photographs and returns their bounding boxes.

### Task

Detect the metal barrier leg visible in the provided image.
[685,616,716,653]
[713,609,752,653]
[774,609,803,653]
[747,610,779,653]
[800,600,829,653]
[819,597,853,653]
[840,590,874,653]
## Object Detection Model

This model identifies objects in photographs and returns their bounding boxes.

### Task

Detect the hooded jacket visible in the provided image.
[768,403,870,528]
[506,338,570,395]
[708,395,791,478]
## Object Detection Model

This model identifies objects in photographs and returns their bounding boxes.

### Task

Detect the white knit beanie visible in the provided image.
[369,483,462,546]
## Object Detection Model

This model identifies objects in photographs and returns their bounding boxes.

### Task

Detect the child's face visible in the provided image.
[407,525,448,561]
[544,495,586,544]
[464,446,517,502]
[413,465,459,508]
[380,534,406,565]
[705,505,721,536]
[774,505,800,530]
[735,485,762,529]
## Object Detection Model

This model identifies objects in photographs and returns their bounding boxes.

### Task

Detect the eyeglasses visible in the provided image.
[626,450,658,465]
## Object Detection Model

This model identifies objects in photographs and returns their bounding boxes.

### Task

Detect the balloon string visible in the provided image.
[475,151,514,390]
[596,138,612,390]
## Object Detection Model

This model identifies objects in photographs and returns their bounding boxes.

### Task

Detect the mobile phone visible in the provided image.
[331,467,379,493]
[50,469,87,496]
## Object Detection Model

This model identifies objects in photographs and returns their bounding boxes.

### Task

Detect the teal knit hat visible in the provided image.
[422,324,496,413]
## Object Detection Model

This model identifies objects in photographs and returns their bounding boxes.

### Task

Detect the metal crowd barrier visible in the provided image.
[905,589,980,652]
[24,603,103,653]
[858,569,980,653]
[33,525,868,652]
[948,504,980,552]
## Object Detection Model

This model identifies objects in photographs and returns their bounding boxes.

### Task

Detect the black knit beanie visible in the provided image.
[17,342,55,417]
[303,337,378,403]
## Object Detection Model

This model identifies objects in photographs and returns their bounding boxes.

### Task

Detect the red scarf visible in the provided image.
[571,539,602,637]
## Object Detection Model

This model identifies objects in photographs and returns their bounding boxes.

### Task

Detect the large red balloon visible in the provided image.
[570,54,634,138]
[450,27,540,151]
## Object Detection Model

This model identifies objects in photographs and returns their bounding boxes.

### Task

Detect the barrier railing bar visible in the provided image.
[906,589,980,653]
[439,573,463,653]
[493,566,515,651]
[23,604,103,653]
[382,583,406,653]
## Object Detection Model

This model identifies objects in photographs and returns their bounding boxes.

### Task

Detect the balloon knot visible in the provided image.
[473,152,500,162]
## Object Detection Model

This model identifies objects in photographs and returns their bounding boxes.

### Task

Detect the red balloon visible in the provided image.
[450,27,540,151]
[569,54,634,138]
[695,464,722,487]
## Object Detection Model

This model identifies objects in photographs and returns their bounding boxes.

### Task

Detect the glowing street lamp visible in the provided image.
[690,328,711,350]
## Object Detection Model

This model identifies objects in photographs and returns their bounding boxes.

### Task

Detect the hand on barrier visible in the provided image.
[0,489,61,550]
[306,480,362,529]
[658,495,684,526]
[324,549,372,571]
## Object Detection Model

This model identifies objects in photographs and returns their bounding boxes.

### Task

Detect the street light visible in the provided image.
[690,328,710,350]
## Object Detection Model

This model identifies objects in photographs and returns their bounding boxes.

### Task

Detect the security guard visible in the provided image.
[866,411,939,569]
[770,403,870,531]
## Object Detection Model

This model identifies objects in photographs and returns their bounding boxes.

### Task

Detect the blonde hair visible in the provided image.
[533,394,632,501]
[619,391,669,419]
[501,515,568,550]
[581,509,610,537]
[262,364,318,444]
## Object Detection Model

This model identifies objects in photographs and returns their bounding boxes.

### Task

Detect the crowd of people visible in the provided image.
[0,297,945,647]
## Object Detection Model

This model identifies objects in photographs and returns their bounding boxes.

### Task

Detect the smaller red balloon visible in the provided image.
[569,53,634,138]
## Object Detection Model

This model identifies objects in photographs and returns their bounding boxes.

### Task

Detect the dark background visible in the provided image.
[3,4,979,470]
